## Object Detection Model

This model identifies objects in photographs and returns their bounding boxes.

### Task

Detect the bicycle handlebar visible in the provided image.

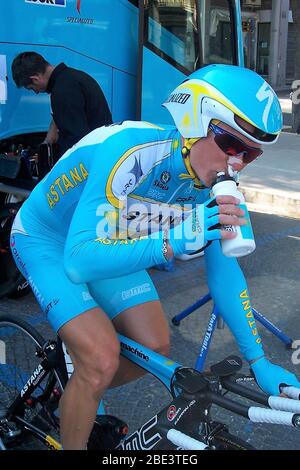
[167,429,209,450]
[248,408,300,427]
[195,356,300,429]
[281,386,300,400]
[268,396,300,413]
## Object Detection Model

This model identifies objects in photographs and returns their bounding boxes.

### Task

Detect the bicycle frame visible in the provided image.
[3,330,300,451]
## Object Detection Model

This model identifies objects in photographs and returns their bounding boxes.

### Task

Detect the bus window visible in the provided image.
[198,0,235,66]
[145,0,199,73]
[144,1,236,74]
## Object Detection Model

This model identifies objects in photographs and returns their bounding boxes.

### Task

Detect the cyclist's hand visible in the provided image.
[205,195,246,242]
[251,356,300,396]
[168,195,245,255]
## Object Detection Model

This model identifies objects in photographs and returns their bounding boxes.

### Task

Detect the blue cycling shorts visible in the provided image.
[10,207,159,332]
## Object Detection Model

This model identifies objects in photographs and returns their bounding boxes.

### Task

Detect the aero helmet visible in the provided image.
[162,64,282,145]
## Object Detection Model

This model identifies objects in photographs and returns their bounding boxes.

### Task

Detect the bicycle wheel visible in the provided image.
[0,314,65,449]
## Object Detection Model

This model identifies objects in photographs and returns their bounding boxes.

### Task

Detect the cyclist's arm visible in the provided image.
[64,136,167,284]
[204,240,264,362]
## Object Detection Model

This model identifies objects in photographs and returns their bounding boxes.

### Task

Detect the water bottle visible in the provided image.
[212,172,256,257]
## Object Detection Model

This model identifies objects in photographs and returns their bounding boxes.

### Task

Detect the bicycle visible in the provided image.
[1,313,300,451]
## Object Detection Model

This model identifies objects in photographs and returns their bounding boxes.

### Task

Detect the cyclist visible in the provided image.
[10,65,300,450]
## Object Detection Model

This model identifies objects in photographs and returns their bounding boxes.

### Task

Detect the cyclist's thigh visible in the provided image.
[58,307,120,369]
[10,232,98,332]
[88,271,169,347]
[113,300,170,351]
[87,270,159,321]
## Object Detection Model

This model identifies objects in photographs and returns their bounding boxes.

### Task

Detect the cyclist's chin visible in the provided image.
[202,174,216,188]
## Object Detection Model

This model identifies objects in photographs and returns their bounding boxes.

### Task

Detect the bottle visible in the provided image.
[212,172,256,257]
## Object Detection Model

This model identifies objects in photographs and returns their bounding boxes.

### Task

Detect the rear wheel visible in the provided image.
[0,314,64,449]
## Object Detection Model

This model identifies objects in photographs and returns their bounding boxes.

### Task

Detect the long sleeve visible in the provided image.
[63,134,167,284]
[204,240,264,361]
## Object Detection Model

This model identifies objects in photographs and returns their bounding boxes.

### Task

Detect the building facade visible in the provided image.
[240,0,298,89]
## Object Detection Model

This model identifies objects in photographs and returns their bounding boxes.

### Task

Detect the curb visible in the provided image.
[241,186,300,219]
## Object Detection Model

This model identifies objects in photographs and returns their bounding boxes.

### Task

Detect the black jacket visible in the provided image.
[47,63,112,156]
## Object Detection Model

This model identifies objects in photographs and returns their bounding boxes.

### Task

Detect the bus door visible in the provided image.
[137,0,244,122]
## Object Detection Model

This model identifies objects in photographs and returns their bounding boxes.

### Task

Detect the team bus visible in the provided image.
[0,0,244,297]
[0,0,244,143]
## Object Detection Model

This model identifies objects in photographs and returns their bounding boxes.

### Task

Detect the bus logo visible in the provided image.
[25,0,67,7]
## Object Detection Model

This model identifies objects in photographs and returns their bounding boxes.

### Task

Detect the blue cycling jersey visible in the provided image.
[11,121,264,361]
[15,122,207,282]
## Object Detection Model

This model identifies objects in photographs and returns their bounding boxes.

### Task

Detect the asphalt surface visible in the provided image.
[240,132,300,219]
[1,211,300,450]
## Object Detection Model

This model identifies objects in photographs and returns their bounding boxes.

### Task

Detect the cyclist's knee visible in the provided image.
[154,342,170,357]
[146,339,170,357]
[76,343,120,393]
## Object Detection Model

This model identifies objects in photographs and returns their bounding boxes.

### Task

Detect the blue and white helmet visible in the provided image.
[162,64,282,145]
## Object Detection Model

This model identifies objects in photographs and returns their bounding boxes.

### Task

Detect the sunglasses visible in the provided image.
[209,123,263,164]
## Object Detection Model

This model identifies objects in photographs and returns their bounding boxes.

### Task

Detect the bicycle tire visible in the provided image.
[0,314,65,449]
[0,204,31,299]
[211,429,255,450]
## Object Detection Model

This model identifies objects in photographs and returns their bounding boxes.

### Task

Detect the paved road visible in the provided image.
[240,132,300,219]
[1,211,300,450]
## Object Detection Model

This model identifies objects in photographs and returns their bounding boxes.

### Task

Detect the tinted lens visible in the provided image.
[214,133,263,164]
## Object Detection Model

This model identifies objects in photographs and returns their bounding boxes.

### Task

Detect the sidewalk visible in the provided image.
[279,92,292,128]
[240,132,300,219]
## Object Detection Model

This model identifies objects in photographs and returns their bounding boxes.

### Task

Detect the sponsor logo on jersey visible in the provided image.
[154,179,169,191]
[82,291,92,301]
[175,196,196,203]
[147,188,165,200]
[120,200,186,238]
[46,162,89,209]
[120,178,133,197]
[121,283,151,300]
[106,140,173,208]
[239,289,262,344]
[45,298,60,315]
[160,171,171,184]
